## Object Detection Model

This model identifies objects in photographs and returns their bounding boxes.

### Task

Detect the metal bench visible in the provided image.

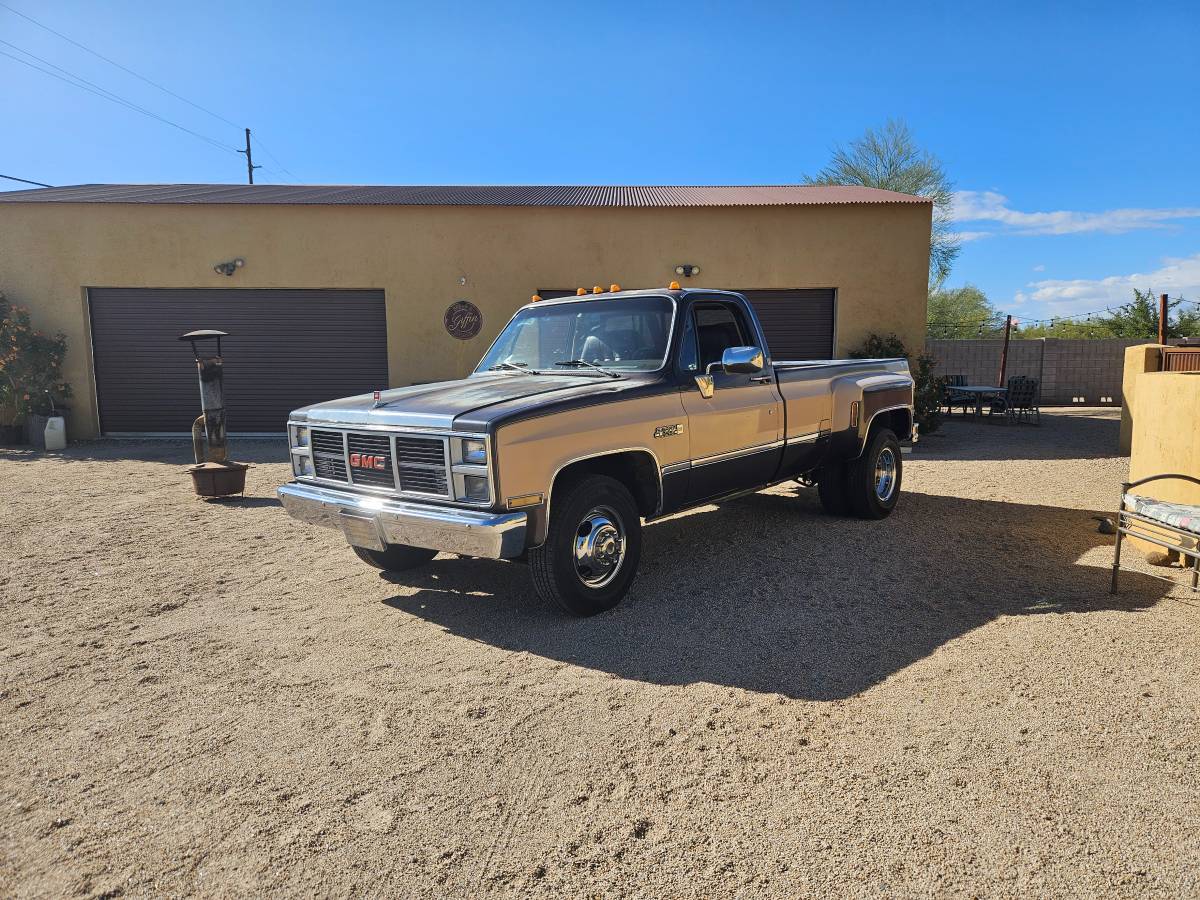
[1111,474,1200,593]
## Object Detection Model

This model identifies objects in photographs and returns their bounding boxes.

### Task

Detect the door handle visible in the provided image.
[749,375,772,384]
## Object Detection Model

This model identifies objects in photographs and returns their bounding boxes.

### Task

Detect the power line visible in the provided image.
[0,173,53,187]
[0,2,300,182]
[0,0,242,131]
[251,134,297,182]
[0,44,239,156]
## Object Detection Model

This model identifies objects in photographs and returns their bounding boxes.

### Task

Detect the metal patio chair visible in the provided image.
[989,375,1040,425]
[1111,474,1200,594]
[941,374,970,416]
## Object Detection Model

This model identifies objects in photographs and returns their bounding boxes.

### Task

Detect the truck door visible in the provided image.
[678,299,784,502]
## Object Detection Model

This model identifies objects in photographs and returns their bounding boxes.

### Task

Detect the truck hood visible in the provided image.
[292,373,628,431]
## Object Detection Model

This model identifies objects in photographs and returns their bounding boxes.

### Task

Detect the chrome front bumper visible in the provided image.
[277,482,527,559]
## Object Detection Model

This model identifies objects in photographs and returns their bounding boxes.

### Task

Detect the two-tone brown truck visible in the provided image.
[279,287,914,615]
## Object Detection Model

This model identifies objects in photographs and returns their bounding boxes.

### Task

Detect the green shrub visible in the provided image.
[848,332,944,436]
[0,291,72,425]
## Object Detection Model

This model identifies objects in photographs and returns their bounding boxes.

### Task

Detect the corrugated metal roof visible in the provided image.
[0,183,929,207]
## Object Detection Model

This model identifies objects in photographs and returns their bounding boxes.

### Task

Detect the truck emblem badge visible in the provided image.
[349,453,387,470]
[653,423,684,439]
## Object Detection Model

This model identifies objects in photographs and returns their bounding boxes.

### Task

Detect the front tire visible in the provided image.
[353,543,438,571]
[846,427,902,519]
[529,474,642,616]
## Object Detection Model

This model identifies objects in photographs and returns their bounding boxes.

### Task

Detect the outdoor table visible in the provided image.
[955,385,1008,417]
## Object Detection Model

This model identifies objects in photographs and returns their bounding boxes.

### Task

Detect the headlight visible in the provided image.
[292,454,314,477]
[289,424,309,448]
[461,438,487,465]
[461,474,489,502]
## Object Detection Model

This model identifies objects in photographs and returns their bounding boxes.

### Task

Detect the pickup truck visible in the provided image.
[279,287,914,615]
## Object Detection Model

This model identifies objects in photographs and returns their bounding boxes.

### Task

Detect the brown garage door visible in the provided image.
[88,288,388,433]
[736,289,835,360]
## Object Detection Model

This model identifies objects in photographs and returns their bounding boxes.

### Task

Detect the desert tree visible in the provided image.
[806,119,959,289]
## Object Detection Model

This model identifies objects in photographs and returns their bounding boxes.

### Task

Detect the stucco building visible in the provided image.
[0,183,931,439]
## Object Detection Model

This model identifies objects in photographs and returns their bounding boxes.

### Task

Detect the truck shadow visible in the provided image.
[379,488,1168,701]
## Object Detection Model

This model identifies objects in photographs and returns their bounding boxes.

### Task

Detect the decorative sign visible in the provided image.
[444,300,483,340]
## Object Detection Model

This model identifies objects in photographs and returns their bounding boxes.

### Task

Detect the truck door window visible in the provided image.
[694,304,748,370]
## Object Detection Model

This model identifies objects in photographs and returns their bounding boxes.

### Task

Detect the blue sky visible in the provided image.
[3,0,1197,322]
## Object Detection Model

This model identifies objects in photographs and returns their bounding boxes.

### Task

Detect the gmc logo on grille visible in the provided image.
[349,453,387,470]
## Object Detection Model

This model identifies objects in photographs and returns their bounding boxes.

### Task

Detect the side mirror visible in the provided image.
[720,346,764,374]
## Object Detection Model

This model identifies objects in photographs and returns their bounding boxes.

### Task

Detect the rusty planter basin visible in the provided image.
[187,461,250,497]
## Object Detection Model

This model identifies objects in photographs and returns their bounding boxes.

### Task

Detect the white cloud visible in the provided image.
[1017,252,1200,317]
[954,230,991,243]
[1032,264,1045,272]
[952,190,1200,237]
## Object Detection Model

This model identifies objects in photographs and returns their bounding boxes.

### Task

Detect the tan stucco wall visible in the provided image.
[1126,371,1200,554]
[1119,343,1164,454]
[0,201,931,439]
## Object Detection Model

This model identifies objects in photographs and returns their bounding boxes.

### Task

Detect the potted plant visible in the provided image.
[0,291,72,447]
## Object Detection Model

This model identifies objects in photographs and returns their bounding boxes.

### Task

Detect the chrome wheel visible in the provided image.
[874,447,898,501]
[573,505,626,588]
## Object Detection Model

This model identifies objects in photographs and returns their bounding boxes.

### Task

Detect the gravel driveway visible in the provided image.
[2,409,1197,898]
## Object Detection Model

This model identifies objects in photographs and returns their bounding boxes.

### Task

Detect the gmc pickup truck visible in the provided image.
[279,287,914,615]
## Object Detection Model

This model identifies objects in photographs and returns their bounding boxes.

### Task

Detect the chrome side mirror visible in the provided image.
[720,346,764,374]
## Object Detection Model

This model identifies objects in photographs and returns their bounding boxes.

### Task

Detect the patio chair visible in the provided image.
[1111,474,1200,594]
[941,374,970,416]
[989,375,1040,425]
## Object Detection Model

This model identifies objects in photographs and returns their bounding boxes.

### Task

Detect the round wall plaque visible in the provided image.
[444,300,483,340]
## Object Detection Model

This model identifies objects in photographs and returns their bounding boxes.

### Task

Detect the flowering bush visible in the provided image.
[0,291,72,425]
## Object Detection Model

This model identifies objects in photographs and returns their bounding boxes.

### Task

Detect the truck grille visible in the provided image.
[306,429,451,497]
[395,436,449,495]
[346,432,395,489]
[310,429,348,481]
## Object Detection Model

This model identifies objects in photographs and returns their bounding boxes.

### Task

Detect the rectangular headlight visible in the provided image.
[292,453,314,477]
[462,474,489,502]
[461,438,487,465]
[289,424,309,448]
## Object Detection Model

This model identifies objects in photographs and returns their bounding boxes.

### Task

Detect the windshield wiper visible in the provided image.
[553,359,621,378]
[488,361,535,375]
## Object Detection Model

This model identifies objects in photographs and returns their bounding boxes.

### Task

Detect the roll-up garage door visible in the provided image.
[736,289,835,360]
[88,288,388,433]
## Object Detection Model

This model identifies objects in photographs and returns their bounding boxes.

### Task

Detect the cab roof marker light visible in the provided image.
[669,281,681,290]
[610,283,621,292]
[592,285,603,294]
[576,288,588,296]
[531,294,542,303]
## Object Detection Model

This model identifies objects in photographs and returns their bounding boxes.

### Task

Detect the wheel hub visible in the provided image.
[874,446,897,501]
[573,505,626,588]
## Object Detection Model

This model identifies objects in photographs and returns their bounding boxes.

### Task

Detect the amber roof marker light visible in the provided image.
[592,285,603,294]
[609,283,621,292]
[576,288,588,296]
[531,294,542,303]
[669,281,681,290]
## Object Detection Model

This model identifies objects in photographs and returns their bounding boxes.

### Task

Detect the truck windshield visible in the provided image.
[476,295,674,374]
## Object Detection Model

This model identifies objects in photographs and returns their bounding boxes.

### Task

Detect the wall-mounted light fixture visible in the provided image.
[675,264,700,277]
[214,258,245,276]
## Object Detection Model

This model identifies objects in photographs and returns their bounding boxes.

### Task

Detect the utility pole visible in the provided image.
[998,314,1013,386]
[238,128,261,184]
[1158,293,1169,345]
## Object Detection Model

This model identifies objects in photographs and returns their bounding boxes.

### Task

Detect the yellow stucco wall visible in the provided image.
[1119,343,1164,455]
[0,200,931,438]
[1128,372,1200,504]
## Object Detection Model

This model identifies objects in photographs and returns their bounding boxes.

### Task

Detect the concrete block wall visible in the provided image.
[925,338,1151,406]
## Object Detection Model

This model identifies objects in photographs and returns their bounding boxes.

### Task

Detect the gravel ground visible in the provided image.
[2,408,1198,898]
